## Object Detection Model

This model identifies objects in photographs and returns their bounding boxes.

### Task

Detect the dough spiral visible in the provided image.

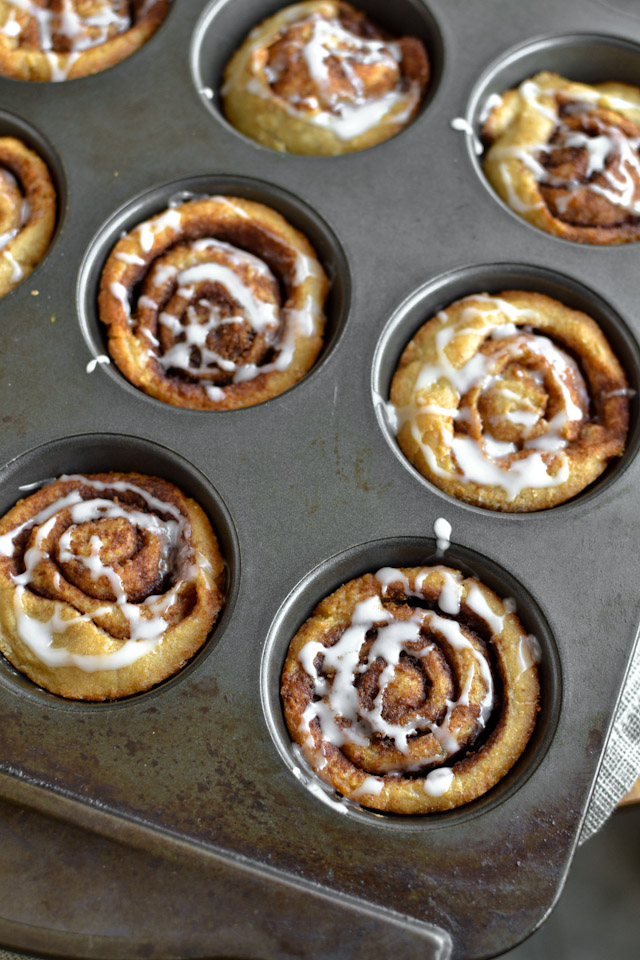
[98,195,329,410]
[0,0,170,81]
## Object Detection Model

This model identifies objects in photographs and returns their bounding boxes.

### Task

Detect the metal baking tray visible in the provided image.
[1,0,640,957]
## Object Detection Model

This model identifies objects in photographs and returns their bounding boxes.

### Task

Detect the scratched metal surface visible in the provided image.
[0,1,639,958]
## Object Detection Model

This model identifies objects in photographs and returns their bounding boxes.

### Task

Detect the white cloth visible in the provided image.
[579,641,640,842]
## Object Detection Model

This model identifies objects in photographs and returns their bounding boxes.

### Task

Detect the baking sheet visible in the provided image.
[1,1,640,957]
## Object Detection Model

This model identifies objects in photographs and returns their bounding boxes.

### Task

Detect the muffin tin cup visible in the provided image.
[0,108,66,293]
[372,261,640,517]
[262,535,561,831]
[0,433,241,708]
[465,33,640,244]
[1,0,640,957]
[191,0,445,154]
[76,173,352,409]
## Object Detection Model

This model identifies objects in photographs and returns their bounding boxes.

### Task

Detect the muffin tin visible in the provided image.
[1,0,640,957]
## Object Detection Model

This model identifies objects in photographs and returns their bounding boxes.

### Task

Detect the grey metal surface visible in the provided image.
[0,0,639,957]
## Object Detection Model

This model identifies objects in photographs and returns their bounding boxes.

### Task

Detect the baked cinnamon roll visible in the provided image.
[222,1,429,155]
[389,291,630,511]
[281,566,540,813]
[482,72,640,244]
[0,472,225,700]
[98,195,329,410]
[0,0,169,81]
[0,136,55,297]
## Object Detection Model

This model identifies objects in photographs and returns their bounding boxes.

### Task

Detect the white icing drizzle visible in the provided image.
[3,249,23,282]
[115,251,145,266]
[517,633,541,678]
[135,207,182,253]
[438,568,463,616]
[479,91,503,125]
[490,78,640,216]
[45,49,80,80]
[351,775,384,799]
[603,387,636,399]
[450,117,483,155]
[1,474,201,672]
[110,281,130,320]
[391,295,585,499]
[249,12,419,141]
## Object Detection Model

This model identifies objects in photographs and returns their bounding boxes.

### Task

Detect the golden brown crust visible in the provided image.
[281,566,540,813]
[0,472,225,700]
[222,1,429,156]
[482,72,640,244]
[98,195,329,410]
[0,136,55,297]
[0,0,170,81]
[389,290,630,512]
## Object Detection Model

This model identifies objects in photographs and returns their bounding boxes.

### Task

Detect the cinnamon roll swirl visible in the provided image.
[222,1,429,155]
[98,195,329,410]
[281,566,540,813]
[0,0,169,82]
[389,291,630,511]
[0,472,224,700]
[482,72,640,244]
[0,136,55,297]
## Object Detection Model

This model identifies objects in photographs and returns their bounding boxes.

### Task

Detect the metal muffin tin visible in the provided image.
[1,0,639,956]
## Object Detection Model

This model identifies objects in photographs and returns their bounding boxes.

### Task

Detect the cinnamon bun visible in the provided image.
[389,291,630,511]
[0,136,55,297]
[222,1,429,155]
[0,472,225,700]
[482,72,640,244]
[281,566,540,813]
[0,0,170,82]
[98,195,329,410]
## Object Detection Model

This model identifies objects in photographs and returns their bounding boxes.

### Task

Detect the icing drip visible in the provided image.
[86,354,110,373]
[424,767,454,797]
[433,517,451,555]
[0,475,204,672]
[450,117,483,155]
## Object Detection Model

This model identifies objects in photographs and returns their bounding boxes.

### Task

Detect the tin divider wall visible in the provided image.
[1,1,640,958]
